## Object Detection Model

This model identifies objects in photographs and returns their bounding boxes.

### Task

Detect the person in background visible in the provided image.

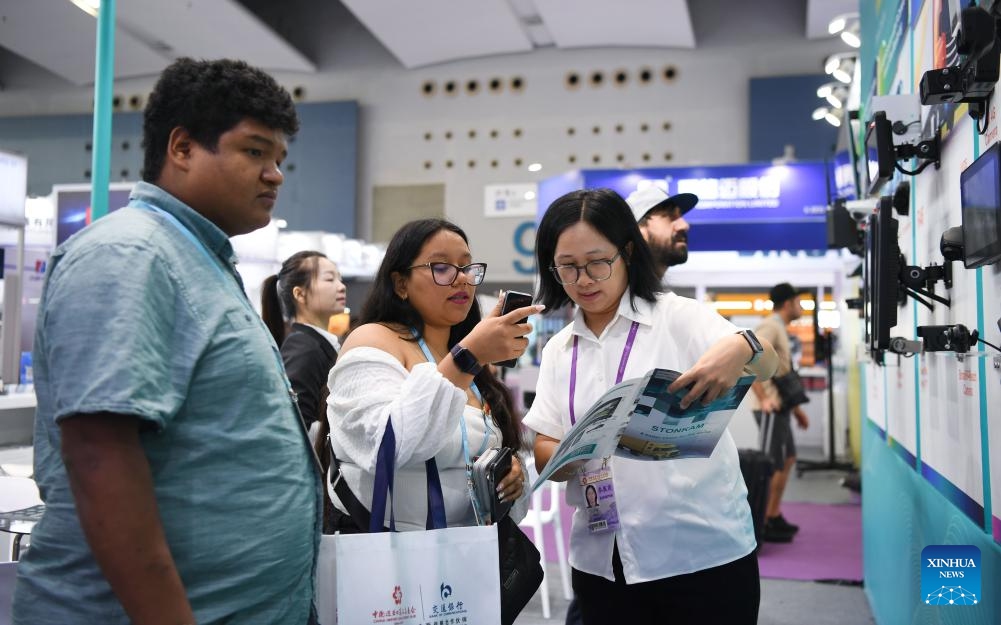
[12,58,319,625]
[526,188,777,625]
[325,218,542,532]
[262,251,347,534]
[625,186,697,280]
[262,251,346,433]
[750,282,811,543]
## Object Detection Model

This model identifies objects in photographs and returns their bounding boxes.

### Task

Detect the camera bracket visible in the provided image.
[893,135,941,176]
[888,337,922,356]
[900,261,953,311]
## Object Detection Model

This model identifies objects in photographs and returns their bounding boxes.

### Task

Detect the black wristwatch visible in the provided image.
[450,343,483,376]
[737,329,764,365]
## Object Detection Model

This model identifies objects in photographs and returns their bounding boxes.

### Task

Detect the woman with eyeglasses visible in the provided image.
[524,189,778,625]
[324,218,543,532]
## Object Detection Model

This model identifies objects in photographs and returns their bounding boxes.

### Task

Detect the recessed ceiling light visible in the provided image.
[527,162,542,172]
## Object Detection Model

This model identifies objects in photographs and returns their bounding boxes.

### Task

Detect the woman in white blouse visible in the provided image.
[325,218,542,531]
[524,188,778,624]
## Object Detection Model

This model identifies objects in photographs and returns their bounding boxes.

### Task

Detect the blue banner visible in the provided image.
[558,162,831,251]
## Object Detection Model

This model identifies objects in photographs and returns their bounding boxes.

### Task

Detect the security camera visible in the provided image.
[917,324,978,353]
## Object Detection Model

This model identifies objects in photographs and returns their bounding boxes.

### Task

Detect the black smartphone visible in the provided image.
[497,290,534,367]
[485,447,514,522]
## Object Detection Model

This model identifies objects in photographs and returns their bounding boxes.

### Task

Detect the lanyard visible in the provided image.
[130,200,293,394]
[569,320,640,425]
[413,330,493,525]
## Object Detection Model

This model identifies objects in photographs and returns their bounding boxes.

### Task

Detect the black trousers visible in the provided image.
[570,546,760,625]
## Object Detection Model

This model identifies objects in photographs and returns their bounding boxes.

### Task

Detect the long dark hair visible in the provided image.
[360,219,523,451]
[535,188,663,312]
[261,250,327,345]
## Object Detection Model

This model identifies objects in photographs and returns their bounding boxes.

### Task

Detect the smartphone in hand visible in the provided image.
[496,290,534,367]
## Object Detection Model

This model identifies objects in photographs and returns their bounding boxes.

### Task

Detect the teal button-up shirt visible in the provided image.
[13,182,320,624]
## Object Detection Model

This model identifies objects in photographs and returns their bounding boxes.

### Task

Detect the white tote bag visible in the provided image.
[316,534,339,624]
[316,419,502,625]
[334,525,500,624]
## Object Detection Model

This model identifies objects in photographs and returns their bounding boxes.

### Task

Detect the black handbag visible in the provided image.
[497,515,544,625]
[771,369,810,408]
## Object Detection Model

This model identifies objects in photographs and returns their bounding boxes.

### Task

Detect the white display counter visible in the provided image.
[0,393,35,448]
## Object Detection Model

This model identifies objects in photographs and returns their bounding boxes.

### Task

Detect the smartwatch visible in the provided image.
[737,329,764,365]
[450,343,483,376]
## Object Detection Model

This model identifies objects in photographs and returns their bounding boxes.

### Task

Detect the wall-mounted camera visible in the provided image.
[917,324,979,354]
[919,3,1001,131]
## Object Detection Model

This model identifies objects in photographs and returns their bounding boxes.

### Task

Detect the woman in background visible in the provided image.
[325,218,541,531]
[262,251,346,533]
[526,189,777,625]
[262,250,347,432]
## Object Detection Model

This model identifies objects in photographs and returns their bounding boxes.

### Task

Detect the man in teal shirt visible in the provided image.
[13,58,320,624]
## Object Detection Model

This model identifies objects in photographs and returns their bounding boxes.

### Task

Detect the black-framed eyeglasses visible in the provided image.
[408,261,488,286]
[550,251,622,286]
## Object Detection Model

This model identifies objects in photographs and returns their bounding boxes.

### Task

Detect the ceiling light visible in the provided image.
[841,30,861,48]
[812,106,829,121]
[828,12,858,35]
[527,162,542,172]
[832,66,853,84]
[69,0,100,17]
[824,112,842,127]
[825,93,843,108]
[523,190,537,201]
[816,82,841,98]
[824,52,856,75]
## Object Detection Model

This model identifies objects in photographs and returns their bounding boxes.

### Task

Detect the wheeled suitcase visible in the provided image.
[737,448,774,548]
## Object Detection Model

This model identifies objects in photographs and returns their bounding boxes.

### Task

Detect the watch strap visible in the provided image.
[737,329,763,364]
[449,343,483,376]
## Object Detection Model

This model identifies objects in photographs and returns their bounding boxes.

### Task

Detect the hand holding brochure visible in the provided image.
[533,369,755,487]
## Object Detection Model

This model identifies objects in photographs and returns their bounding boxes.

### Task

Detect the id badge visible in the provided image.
[579,462,619,534]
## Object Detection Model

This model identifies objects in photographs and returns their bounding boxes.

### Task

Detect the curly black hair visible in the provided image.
[142,58,299,182]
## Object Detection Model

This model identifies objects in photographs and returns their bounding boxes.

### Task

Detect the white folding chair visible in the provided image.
[519,457,572,619]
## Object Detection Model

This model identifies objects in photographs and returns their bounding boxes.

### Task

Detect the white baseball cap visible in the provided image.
[624,187,699,222]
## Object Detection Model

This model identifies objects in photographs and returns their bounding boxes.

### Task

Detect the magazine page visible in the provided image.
[532,377,642,485]
[616,369,756,460]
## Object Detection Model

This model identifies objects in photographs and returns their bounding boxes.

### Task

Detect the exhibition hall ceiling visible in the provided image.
[0,0,856,88]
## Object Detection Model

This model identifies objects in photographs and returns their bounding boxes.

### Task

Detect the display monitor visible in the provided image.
[866,196,903,357]
[863,111,895,197]
[959,141,1001,268]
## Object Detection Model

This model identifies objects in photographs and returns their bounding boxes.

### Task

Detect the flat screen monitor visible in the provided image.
[959,141,1001,268]
[864,111,895,197]
[867,196,902,357]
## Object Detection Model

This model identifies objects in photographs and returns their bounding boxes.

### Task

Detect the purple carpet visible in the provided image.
[756,501,863,582]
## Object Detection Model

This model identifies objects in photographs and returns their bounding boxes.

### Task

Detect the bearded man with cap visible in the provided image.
[749,282,811,543]
[625,186,698,279]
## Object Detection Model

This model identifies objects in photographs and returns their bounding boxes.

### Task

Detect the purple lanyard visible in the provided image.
[569,320,639,425]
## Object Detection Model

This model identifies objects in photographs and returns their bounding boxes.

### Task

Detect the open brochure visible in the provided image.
[533,368,755,487]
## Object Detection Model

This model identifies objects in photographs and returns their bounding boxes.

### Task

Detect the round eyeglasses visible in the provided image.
[549,251,622,286]
[408,261,488,286]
